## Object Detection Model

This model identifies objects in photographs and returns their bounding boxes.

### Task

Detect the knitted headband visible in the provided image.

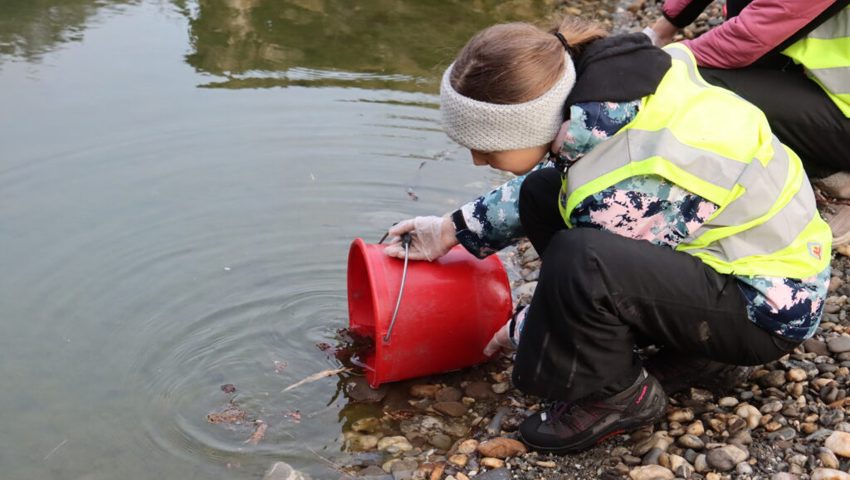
[440,52,576,152]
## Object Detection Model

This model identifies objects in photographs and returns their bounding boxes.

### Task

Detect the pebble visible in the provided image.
[766,427,797,441]
[628,465,674,480]
[352,417,382,434]
[828,336,850,354]
[736,462,754,476]
[463,382,496,400]
[706,445,749,472]
[812,469,850,480]
[694,454,708,473]
[763,370,787,388]
[377,436,413,454]
[735,404,763,429]
[263,462,309,480]
[633,431,672,456]
[457,439,478,454]
[667,408,694,423]
[491,382,510,394]
[819,448,841,469]
[642,447,664,465]
[480,457,504,469]
[433,401,467,417]
[787,368,808,382]
[473,469,510,480]
[435,387,462,402]
[825,431,850,457]
[677,434,704,450]
[686,420,705,437]
[476,437,527,458]
[773,474,800,480]
[410,384,440,399]
[347,433,380,451]
[448,454,468,467]
[718,396,739,408]
[427,432,452,450]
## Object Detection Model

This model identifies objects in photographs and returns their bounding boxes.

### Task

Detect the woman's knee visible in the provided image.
[538,229,601,285]
[518,168,561,219]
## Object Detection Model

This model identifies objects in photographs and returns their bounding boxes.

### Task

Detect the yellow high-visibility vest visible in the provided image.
[783,6,850,117]
[560,44,832,279]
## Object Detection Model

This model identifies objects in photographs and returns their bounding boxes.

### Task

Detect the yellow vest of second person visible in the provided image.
[783,6,850,117]
[559,44,832,279]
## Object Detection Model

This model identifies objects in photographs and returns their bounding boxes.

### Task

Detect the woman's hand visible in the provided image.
[384,215,458,261]
[647,17,678,46]
[483,319,515,357]
[483,305,526,356]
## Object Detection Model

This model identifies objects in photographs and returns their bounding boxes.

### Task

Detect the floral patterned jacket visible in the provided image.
[452,100,830,341]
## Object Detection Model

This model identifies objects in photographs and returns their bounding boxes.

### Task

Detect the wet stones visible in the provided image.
[263,462,309,480]
[463,382,496,400]
[409,384,440,399]
[435,386,462,402]
[432,401,467,417]
[706,445,749,472]
[377,436,413,454]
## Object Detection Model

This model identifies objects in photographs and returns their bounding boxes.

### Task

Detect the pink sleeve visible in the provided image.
[682,0,835,68]
[662,0,696,19]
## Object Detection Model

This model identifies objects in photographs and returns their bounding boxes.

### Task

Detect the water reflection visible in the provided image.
[184,0,560,90]
[0,0,136,62]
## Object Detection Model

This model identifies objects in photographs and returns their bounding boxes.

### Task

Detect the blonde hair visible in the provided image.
[450,17,608,105]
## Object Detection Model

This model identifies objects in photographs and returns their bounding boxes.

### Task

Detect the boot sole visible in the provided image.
[520,394,668,454]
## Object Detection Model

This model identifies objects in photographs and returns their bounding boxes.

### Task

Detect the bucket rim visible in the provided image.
[348,237,385,386]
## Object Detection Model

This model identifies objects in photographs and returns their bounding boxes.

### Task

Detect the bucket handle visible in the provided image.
[378,231,411,343]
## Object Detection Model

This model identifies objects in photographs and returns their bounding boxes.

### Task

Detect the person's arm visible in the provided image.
[451,164,547,258]
[659,0,835,68]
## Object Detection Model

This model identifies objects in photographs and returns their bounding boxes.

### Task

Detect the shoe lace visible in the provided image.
[544,401,575,425]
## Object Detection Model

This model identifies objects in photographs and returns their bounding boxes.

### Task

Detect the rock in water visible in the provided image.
[263,462,310,480]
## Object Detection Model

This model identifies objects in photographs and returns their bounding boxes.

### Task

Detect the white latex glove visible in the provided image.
[641,26,661,46]
[483,320,514,357]
[483,306,526,357]
[384,215,458,261]
[647,17,678,47]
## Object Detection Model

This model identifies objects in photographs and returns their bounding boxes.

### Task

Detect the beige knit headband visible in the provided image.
[439,53,576,152]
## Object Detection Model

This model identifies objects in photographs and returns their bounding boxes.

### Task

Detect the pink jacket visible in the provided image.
[663,0,836,68]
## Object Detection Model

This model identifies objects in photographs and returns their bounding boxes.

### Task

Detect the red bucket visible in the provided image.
[347,238,512,388]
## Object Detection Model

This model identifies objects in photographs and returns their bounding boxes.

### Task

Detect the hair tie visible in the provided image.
[554,32,570,51]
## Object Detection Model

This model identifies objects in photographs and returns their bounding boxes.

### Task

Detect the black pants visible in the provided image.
[699,65,850,177]
[511,168,798,402]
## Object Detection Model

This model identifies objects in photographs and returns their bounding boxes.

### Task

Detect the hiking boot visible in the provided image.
[822,203,850,250]
[814,172,850,250]
[518,369,667,454]
[643,350,753,395]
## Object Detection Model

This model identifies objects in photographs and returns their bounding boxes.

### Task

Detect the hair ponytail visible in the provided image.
[449,17,608,105]
[550,16,609,57]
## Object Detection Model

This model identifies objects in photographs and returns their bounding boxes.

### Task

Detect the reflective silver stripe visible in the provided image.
[809,66,850,94]
[688,138,791,238]
[664,46,711,88]
[685,140,806,261]
[687,173,815,263]
[808,8,850,40]
[568,128,779,197]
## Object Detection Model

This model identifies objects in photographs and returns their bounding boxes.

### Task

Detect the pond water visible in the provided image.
[0,1,560,478]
